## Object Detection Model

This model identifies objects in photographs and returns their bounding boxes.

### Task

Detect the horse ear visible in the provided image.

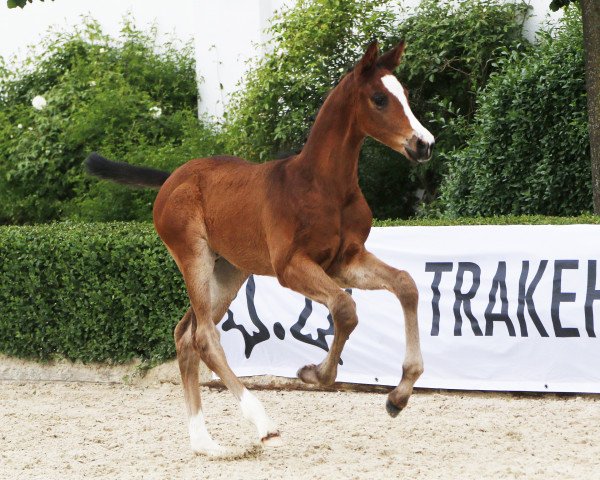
[356,40,379,76]
[378,41,406,71]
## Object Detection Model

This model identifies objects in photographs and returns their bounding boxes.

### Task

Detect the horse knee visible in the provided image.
[331,292,358,333]
[395,271,418,310]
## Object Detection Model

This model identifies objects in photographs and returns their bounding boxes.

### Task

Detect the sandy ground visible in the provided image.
[1,377,599,480]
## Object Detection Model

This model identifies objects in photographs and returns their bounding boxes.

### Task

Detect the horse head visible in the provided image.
[352,41,435,163]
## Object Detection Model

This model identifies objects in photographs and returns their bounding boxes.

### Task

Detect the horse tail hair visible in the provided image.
[84,152,170,189]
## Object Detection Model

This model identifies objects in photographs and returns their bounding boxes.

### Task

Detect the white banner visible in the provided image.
[217,225,600,393]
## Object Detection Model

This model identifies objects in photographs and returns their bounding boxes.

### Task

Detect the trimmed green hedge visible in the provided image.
[1,217,598,363]
[0,222,187,363]
[374,214,600,227]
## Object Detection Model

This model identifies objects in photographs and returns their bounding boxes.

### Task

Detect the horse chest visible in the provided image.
[296,207,370,269]
[270,172,372,268]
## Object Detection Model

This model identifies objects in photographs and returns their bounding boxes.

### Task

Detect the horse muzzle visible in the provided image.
[404,135,434,163]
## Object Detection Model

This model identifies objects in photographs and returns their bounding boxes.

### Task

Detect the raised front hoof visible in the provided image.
[297,364,320,385]
[297,364,335,386]
[385,398,404,418]
[261,431,284,448]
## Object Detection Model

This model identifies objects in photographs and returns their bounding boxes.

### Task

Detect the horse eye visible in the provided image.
[371,92,388,108]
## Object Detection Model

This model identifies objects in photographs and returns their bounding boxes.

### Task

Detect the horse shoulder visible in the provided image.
[341,189,372,243]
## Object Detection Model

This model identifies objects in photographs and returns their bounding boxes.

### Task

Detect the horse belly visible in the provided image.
[204,208,275,276]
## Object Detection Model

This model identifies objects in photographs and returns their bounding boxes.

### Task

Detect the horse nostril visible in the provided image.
[428,140,435,158]
[415,138,429,158]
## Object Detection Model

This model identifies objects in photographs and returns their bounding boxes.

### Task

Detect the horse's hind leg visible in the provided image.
[175,308,223,455]
[206,258,282,446]
[176,246,280,452]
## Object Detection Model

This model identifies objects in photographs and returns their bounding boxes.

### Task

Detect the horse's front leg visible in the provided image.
[335,249,424,417]
[276,254,358,386]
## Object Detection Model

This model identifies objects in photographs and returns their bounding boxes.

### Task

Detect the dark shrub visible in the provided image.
[441,8,590,216]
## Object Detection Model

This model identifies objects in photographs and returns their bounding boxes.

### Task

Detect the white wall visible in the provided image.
[525,0,563,38]
[0,0,196,62]
[194,0,291,119]
[0,0,563,120]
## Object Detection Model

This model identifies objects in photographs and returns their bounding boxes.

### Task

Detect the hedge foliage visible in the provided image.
[1,217,599,363]
[374,214,600,227]
[0,19,220,225]
[1,3,591,223]
[440,7,591,217]
[0,222,187,363]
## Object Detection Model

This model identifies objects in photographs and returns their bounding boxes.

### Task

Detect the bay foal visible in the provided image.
[86,41,434,455]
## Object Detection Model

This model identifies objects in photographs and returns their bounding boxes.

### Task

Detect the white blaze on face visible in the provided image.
[381,74,434,145]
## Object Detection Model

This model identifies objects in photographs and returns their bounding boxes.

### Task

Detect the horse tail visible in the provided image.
[84,152,170,189]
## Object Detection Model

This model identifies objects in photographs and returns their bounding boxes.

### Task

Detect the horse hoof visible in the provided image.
[386,398,402,418]
[192,443,229,457]
[297,364,320,384]
[261,431,284,447]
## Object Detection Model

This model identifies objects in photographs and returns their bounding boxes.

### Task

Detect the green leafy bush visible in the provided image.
[440,7,590,217]
[221,0,530,218]
[0,20,220,224]
[0,222,186,363]
[396,0,530,207]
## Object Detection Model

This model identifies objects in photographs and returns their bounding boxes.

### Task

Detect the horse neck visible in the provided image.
[293,73,364,191]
